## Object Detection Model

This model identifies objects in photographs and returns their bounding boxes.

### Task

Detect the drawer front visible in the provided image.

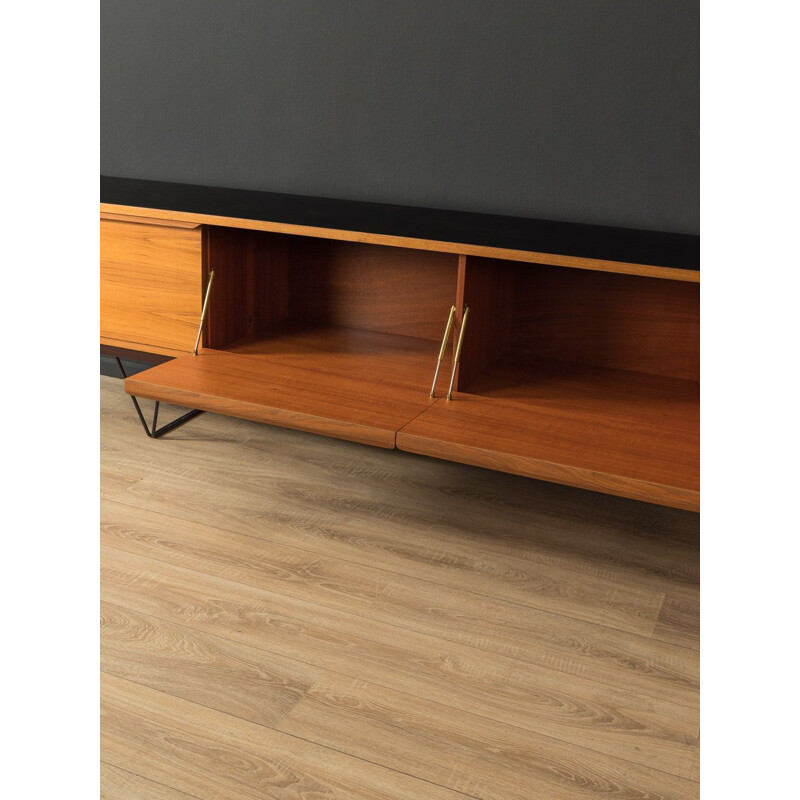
[100,218,203,354]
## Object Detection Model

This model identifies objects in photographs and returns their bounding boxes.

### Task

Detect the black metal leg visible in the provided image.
[114,357,204,438]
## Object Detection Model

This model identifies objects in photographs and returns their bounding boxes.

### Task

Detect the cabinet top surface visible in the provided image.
[100,175,699,272]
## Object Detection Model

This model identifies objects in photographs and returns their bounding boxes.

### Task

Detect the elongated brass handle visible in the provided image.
[430,305,456,397]
[447,306,470,400]
[193,270,215,355]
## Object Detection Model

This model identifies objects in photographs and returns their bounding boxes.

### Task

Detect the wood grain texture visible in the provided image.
[100,219,202,353]
[101,545,697,777]
[100,433,664,636]
[464,357,699,432]
[100,499,379,616]
[277,673,699,800]
[104,373,700,578]
[99,338,192,360]
[100,498,697,707]
[100,202,700,282]
[101,383,691,637]
[285,238,458,340]
[398,371,699,511]
[101,763,201,800]
[204,226,291,349]
[102,673,470,800]
[101,601,321,727]
[508,264,700,382]
[455,255,516,388]
[653,593,701,650]
[100,375,699,798]
[100,212,201,229]
[123,330,442,448]
[122,345,697,511]
[102,207,697,508]
[223,325,449,392]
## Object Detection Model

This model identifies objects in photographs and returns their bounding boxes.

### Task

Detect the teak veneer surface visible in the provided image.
[125,331,697,508]
[100,219,202,353]
[100,212,201,229]
[397,362,699,511]
[464,357,699,432]
[223,325,450,387]
[478,260,700,383]
[124,327,446,448]
[101,176,699,280]
[287,239,459,341]
[103,177,698,510]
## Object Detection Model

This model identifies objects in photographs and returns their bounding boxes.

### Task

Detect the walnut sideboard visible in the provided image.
[101,176,699,511]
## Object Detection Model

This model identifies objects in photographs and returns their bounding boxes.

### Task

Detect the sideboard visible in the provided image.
[101,176,699,511]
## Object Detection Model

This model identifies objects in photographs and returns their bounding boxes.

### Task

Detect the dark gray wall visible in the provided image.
[101,0,698,234]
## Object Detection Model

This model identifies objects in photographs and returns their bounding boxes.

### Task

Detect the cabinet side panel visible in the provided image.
[456,256,516,390]
[205,227,290,348]
[100,219,202,353]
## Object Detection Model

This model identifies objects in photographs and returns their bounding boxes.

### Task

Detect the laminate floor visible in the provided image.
[100,374,700,799]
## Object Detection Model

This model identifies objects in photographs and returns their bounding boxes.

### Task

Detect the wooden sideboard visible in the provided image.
[101,176,699,511]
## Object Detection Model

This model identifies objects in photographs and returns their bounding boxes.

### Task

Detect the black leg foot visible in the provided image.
[115,357,204,438]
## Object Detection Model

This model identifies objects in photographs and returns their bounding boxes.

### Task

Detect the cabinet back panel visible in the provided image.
[288,240,459,341]
[511,266,699,381]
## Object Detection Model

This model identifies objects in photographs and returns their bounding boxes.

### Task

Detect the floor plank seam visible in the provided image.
[99,436,700,584]
[101,376,700,798]
[100,761,207,800]
[101,496,699,651]
[100,543,699,711]
[101,672,481,800]
[100,599,698,782]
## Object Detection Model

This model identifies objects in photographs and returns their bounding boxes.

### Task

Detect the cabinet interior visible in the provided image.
[457,254,699,404]
[121,222,699,508]
[204,226,459,389]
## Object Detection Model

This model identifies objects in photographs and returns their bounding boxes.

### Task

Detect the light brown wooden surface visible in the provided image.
[506,264,700,382]
[99,338,195,360]
[100,219,202,353]
[124,328,444,448]
[398,361,699,511]
[101,375,699,799]
[204,226,291,348]
[100,202,700,282]
[100,212,201,229]
[101,763,200,800]
[124,328,697,509]
[287,238,459,341]
[455,254,515,389]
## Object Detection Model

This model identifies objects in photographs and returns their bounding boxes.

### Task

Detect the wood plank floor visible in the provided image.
[100,374,700,799]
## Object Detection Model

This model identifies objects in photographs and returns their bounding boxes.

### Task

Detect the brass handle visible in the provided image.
[447,306,470,400]
[430,305,456,397]
[193,270,215,356]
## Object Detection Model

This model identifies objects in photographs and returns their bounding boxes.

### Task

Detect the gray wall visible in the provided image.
[101,1,698,234]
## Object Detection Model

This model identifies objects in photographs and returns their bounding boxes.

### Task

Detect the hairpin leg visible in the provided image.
[115,357,204,438]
